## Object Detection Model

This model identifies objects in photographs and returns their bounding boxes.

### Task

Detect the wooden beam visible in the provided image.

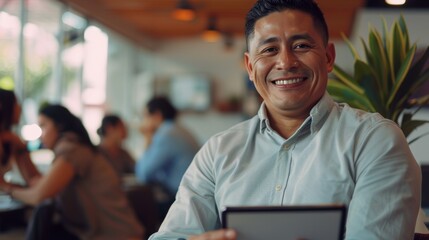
[56,0,159,50]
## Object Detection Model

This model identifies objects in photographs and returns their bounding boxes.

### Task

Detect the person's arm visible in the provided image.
[7,156,75,206]
[135,132,174,182]
[14,148,41,186]
[345,120,420,240]
[148,141,225,239]
[122,150,136,174]
[189,229,237,240]
[0,131,41,184]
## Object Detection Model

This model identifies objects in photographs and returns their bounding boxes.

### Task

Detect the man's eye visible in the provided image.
[294,43,311,49]
[262,47,278,53]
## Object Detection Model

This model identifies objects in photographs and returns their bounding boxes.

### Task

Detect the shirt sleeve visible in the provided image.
[121,149,136,174]
[55,138,90,177]
[135,131,175,183]
[148,141,220,240]
[345,120,421,240]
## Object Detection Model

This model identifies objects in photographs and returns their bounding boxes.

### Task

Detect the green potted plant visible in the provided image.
[327,15,429,144]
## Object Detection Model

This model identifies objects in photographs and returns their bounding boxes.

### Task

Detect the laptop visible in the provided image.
[222,205,347,240]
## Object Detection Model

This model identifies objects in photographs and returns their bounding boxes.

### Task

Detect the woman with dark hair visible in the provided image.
[1,103,144,240]
[0,89,39,187]
[97,114,135,176]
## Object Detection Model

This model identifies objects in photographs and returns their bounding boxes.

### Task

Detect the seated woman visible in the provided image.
[0,94,144,240]
[0,89,39,190]
[97,114,135,177]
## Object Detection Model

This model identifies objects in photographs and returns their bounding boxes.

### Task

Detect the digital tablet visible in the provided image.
[221,205,347,240]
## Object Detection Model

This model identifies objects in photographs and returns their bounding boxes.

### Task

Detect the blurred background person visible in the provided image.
[135,96,200,219]
[0,101,144,240]
[0,88,40,191]
[97,114,135,177]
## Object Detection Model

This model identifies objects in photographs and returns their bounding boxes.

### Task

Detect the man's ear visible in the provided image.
[244,52,254,82]
[326,43,336,72]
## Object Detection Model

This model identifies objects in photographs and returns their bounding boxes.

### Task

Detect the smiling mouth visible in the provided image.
[272,77,306,86]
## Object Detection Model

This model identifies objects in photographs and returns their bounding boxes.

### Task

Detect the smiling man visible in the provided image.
[148,1,421,240]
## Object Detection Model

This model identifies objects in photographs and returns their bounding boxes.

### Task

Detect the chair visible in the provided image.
[25,199,55,240]
[25,199,78,240]
[125,184,161,240]
[414,233,429,240]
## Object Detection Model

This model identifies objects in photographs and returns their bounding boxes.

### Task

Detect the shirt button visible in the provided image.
[275,185,282,191]
[284,145,290,150]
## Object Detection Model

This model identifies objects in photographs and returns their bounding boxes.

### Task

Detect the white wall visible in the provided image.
[140,37,248,102]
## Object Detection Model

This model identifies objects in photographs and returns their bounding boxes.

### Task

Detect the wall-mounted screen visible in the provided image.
[169,75,211,111]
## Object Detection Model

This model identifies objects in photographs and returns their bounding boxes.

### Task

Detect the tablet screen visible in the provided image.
[221,205,347,240]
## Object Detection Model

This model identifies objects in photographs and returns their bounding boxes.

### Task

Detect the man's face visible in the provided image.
[244,10,335,118]
[139,108,162,135]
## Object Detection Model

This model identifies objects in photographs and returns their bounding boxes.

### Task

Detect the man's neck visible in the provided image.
[270,117,306,139]
[266,107,310,139]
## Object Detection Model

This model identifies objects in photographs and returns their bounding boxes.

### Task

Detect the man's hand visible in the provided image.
[189,229,236,240]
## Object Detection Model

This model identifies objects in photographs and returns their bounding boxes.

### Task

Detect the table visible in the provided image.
[0,193,27,232]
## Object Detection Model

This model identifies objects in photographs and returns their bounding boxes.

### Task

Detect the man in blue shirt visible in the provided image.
[135,96,200,218]
[149,0,421,239]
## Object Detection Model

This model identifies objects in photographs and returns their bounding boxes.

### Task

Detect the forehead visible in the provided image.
[250,10,321,44]
[38,115,54,125]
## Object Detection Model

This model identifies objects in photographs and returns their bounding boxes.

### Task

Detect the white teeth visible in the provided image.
[274,78,303,85]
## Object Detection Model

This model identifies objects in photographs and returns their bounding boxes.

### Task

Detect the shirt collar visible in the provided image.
[257,102,269,133]
[309,92,335,133]
[257,91,334,135]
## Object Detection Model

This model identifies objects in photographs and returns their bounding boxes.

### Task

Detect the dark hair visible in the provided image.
[0,89,17,131]
[146,96,177,120]
[97,114,122,137]
[245,0,329,50]
[0,89,16,166]
[39,104,95,149]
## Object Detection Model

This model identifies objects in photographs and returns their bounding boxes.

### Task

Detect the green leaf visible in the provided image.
[361,38,375,72]
[401,119,429,138]
[342,33,361,61]
[332,16,429,143]
[387,44,416,108]
[382,18,390,49]
[409,131,429,145]
[398,15,410,50]
[392,49,429,113]
[368,28,389,102]
[354,60,385,115]
[327,79,375,112]
[331,65,364,94]
[408,46,429,87]
[390,21,406,85]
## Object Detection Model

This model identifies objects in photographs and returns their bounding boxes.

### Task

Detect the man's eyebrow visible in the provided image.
[256,36,280,49]
[289,33,316,43]
[255,33,316,49]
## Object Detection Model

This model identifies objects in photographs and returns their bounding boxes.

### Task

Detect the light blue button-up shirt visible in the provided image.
[149,93,421,240]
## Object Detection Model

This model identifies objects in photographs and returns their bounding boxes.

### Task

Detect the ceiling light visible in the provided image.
[385,0,406,5]
[172,0,196,21]
[202,16,221,42]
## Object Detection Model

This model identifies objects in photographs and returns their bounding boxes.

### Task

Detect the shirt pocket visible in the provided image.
[288,180,354,205]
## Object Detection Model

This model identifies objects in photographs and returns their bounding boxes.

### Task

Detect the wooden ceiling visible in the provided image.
[57,0,365,47]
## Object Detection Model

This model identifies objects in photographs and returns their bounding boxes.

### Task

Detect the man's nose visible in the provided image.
[276,49,299,69]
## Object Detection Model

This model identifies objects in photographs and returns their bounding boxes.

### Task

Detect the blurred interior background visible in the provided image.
[1,0,429,164]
